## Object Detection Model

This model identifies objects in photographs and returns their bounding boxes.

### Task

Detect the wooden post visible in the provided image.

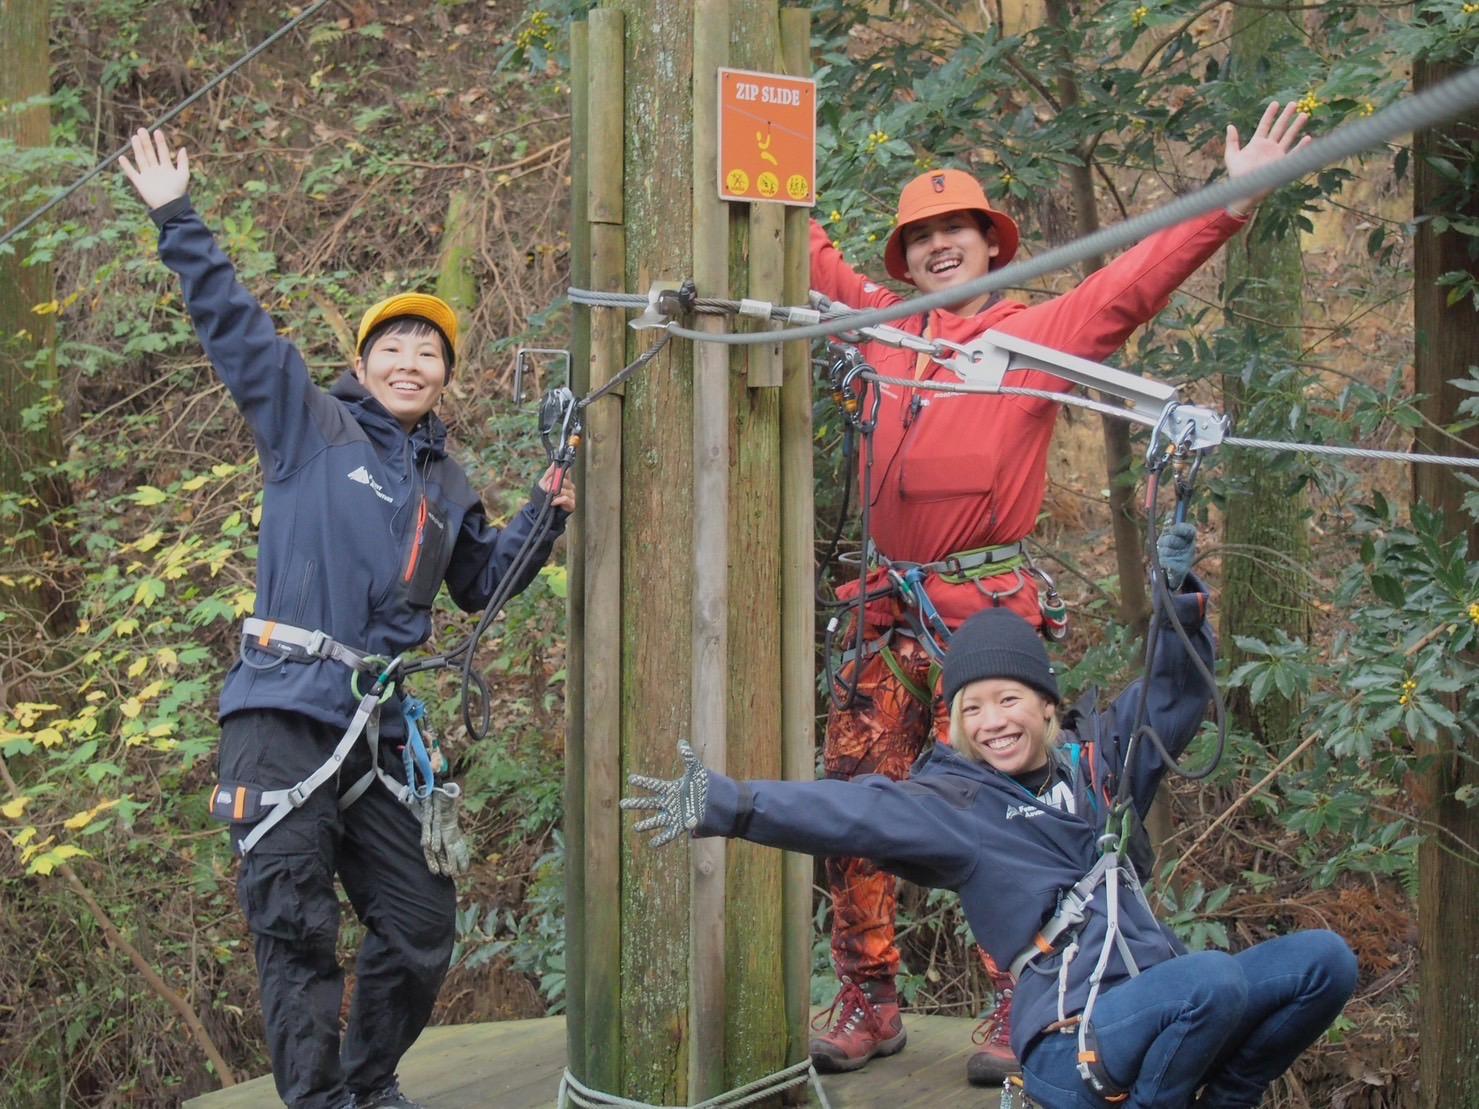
[564,18,591,1084]
[573,3,809,1101]
[690,0,730,1099]
[0,0,66,631]
[579,8,627,1093]
[777,9,814,1078]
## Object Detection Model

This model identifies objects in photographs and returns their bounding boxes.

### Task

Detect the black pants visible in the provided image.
[220,709,456,1109]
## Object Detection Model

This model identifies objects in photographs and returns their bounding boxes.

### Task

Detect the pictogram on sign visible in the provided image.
[718,67,816,207]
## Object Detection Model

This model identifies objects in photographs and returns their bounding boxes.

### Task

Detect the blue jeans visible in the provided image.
[1021,931,1357,1108]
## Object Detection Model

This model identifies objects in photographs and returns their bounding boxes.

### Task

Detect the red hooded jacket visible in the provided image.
[810,209,1246,629]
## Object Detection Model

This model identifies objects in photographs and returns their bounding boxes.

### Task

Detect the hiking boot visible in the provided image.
[354,1079,429,1109]
[965,975,1020,1085]
[810,978,907,1073]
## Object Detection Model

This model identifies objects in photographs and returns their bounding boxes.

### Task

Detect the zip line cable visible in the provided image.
[0,0,332,252]
[646,64,1479,347]
[855,371,1479,470]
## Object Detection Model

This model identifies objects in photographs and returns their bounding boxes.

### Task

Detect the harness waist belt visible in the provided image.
[241,618,380,672]
[874,539,1026,580]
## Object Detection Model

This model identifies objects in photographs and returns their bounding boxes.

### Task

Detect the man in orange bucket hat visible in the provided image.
[808,102,1311,1085]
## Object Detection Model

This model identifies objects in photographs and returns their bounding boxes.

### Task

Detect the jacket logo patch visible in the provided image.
[347,465,394,504]
[1004,801,1044,821]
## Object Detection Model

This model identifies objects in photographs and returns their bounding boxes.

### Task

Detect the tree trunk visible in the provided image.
[1411,55,1479,1109]
[1041,0,1174,862]
[1219,6,1311,749]
[434,189,478,366]
[1041,0,1149,638]
[0,0,69,638]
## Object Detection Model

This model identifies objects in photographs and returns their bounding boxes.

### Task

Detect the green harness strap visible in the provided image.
[880,644,935,708]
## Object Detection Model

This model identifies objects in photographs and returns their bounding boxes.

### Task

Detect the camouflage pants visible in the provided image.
[823,632,952,986]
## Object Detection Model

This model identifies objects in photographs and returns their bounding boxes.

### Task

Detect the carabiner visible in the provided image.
[1144,400,1179,472]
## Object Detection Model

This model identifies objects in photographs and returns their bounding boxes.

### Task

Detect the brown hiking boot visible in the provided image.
[809,978,907,1073]
[966,974,1020,1085]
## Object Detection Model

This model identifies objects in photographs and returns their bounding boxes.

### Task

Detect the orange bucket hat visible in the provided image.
[882,169,1020,284]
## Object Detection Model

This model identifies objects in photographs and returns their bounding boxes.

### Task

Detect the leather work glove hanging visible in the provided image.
[418,783,471,877]
[619,740,711,847]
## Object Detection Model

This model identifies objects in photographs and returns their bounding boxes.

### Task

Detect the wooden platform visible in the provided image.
[184,1012,1007,1108]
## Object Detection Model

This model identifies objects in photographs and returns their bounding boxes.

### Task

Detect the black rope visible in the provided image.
[1111,465,1230,821]
[0,0,332,252]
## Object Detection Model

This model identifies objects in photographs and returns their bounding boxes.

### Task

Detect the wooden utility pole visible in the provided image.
[1411,56,1479,1109]
[0,0,68,633]
[566,4,813,1102]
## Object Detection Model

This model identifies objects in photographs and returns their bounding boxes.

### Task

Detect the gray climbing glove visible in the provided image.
[619,741,711,847]
[418,783,471,877]
[1156,522,1198,591]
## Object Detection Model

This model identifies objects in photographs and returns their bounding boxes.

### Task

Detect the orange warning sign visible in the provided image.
[718,67,816,207]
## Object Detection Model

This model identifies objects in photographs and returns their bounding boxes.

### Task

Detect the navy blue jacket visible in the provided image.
[151,196,566,735]
[697,580,1214,1060]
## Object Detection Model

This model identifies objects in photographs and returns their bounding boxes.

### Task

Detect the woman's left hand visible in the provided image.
[538,462,577,513]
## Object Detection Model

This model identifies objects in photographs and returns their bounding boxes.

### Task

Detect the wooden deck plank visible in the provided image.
[185,1013,1006,1108]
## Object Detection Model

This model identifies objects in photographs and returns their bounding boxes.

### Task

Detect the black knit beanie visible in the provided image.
[941,607,1059,706]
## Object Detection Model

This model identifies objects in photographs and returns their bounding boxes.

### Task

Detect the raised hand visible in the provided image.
[1156,522,1197,591]
[118,128,190,210]
[1224,101,1312,216]
[619,740,711,847]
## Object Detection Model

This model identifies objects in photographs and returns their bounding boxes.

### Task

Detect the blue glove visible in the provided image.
[1156,522,1197,591]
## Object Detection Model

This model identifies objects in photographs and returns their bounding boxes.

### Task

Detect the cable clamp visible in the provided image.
[738,297,775,320]
[861,324,938,356]
[783,305,821,326]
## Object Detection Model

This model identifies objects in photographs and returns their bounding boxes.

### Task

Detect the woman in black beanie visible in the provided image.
[624,526,1357,1108]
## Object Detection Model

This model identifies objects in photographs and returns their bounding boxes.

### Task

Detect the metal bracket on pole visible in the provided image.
[629,280,687,331]
[514,347,572,404]
[939,328,1226,450]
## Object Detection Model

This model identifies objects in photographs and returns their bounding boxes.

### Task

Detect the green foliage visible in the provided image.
[451,835,567,1012]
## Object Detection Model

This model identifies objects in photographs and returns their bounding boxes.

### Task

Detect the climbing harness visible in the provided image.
[217,628,406,854]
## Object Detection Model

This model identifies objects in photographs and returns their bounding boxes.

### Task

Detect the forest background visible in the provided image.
[2,0,1477,1105]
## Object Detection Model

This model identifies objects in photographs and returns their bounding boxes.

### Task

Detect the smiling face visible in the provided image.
[901,210,1000,306]
[353,319,449,432]
[954,679,1056,777]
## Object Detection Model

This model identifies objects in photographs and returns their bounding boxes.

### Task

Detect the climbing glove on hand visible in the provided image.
[1156,522,1198,591]
[418,784,471,877]
[620,741,711,847]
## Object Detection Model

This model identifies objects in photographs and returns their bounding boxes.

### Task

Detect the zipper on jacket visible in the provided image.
[403,496,428,583]
[292,559,317,623]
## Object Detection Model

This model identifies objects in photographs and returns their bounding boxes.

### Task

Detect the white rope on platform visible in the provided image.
[556,1059,832,1109]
